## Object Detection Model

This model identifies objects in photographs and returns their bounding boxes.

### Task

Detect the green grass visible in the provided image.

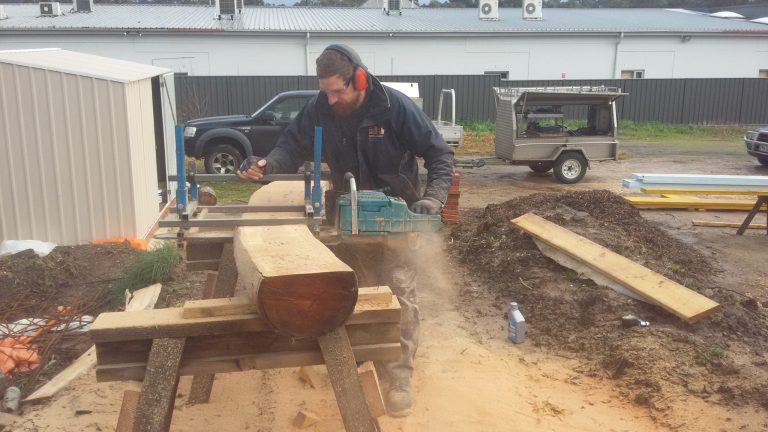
[459,119,496,133]
[618,121,744,142]
[108,242,182,307]
[199,181,261,203]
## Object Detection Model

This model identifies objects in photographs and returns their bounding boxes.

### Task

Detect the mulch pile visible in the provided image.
[450,189,768,410]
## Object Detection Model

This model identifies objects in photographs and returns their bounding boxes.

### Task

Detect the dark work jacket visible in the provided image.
[264,76,455,206]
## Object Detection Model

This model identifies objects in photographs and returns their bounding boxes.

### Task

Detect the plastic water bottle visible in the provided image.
[3,386,20,412]
[507,302,526,344]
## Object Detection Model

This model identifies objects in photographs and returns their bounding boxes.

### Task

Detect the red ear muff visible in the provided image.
[353,66,368,91]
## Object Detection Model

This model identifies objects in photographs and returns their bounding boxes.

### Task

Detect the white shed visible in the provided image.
[0,48,177,245]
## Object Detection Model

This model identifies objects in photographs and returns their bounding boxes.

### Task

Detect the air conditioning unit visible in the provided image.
[384,0,401,16]
[39,2,62,16]
[216,0,243,19]
[522,0,543,21]
[74,0,93,13]
[0,6,7,20]
[478,0,498,21]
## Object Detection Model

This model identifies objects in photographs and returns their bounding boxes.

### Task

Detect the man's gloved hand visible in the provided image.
[237,157,269,181]
[409,197,443,215]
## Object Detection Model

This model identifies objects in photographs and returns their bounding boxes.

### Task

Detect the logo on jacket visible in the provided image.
[368,126,385,138]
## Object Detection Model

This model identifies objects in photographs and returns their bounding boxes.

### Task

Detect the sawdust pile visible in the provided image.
[450,190,768,410]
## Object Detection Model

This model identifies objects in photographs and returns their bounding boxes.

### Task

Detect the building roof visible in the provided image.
[0,5,766,35]
[0,48,171,82]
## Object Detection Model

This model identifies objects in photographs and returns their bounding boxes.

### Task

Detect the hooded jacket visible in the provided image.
[264,76,455,206]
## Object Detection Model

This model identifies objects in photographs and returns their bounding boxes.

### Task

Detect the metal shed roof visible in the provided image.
[0,5,766,34]
[0,48,171,82]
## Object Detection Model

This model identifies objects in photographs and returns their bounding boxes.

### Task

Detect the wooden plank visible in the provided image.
[96,343,401,382]
[182,286,393,319]
[632,173,768,186]
[133,338,185,432]
[625,196,766,210]
[91,297,399,343]
[96,322,401,365]
[318,327,379,432]
[692,220,767,229]
[115,390,140,432]
[358,361,386,418]
[641,187,768,196]
[511,213,721,323]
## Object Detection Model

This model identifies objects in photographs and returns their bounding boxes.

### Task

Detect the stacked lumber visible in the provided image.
[91,287,401,382]
[442,172,461,223]
[624,196,765,210]
[511,213,720,323]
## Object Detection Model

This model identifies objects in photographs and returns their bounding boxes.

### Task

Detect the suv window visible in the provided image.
[270,97,308,122]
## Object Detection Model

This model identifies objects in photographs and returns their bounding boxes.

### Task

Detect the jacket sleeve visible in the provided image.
[390,94,455,204]
[264,98,317,174]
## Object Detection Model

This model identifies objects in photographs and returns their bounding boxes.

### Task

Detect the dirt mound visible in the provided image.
[450,190,768,410]
[0,243,139,397]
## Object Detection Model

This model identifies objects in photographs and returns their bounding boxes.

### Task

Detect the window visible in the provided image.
[760,69,768,78]
[621,70,644,79]
[270,97,309,122]
[485,70,509,80]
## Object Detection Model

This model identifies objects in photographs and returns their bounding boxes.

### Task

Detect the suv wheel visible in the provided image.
[529,162,554,173]
[204,143,244,174]
[758,156,768,167]
[553,152,587,184]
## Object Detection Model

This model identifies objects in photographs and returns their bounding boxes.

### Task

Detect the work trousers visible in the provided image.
[330,241,419,382]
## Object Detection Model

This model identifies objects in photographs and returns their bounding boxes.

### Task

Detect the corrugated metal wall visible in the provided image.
[176,75,768,125]
[0,63,160,245]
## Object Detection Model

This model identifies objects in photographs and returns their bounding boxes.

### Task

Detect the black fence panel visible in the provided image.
[175,75,768,125]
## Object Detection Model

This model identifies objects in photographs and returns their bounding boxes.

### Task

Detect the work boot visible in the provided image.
[386,379,413,417]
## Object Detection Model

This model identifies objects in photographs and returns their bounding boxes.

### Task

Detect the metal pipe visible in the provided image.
[613,32,624,79]
[174,125,187,215]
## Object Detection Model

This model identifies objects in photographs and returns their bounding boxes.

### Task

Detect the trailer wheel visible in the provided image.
[529,162,554,173]
[553,152,587,184]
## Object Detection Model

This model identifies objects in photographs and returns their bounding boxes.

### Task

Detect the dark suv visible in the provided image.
[184,90,317,174]
[745,127,768,167]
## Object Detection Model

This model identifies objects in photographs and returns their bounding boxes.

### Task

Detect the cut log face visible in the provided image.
[234,182,358,337]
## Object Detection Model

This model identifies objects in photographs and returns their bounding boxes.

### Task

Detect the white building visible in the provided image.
[0,5,766,79]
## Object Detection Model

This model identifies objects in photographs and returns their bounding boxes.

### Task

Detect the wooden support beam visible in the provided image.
[625,196,765,211]
[358,361,386,418]
[96,343,401,382]
[182,286,393,319]
[115,390,140,432]
[692,220,767,229]
[133,338,185,432]
[318,327,379,432]
[188,247,237,406]
[91,296,400,343]
[511,213,720,323]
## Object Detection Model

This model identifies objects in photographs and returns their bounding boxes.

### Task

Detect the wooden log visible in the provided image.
[234,181,355,337]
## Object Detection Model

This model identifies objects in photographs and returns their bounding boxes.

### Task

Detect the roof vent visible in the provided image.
[0,5,7,20]
[709,11,745,19]
[216,0,243,20]
[74,0,93,13]
[39,2,62,17]
[479,0,498,21]
[522,0,542,21]
[384,0,401,16]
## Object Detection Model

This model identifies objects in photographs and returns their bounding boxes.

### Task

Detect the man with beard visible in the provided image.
[237,44,454,417]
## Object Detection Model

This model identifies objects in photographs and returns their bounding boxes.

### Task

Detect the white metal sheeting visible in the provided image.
[0,48,171,83]
[0,49,172,245]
